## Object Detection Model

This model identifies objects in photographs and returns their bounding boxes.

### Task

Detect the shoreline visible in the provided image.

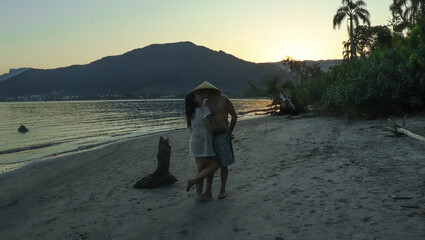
[0,127,187,175]
[0,99,271,174]
[0,114,266,175]
[1,115,424,239]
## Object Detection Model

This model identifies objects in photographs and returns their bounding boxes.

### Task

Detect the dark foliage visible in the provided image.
[295,13,425,116]
[283,57,324,82]
[390,0,425,33]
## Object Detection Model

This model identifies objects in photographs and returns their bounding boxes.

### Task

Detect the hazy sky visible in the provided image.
[1,0,394,75]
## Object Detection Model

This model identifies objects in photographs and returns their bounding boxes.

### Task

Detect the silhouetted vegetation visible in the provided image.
[249,59,324,115]
[390,0,425,33]
[295,1,425,117]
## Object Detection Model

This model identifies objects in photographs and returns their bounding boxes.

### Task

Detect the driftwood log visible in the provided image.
[280,89,295,110]
[287,112,317,120]
[387,117,425,143]
[133,137,177,188]
[238,106,279,115]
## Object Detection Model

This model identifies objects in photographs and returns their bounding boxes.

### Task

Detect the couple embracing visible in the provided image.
[185,81,237,202]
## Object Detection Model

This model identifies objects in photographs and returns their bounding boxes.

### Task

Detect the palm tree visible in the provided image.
[333,0,371,58]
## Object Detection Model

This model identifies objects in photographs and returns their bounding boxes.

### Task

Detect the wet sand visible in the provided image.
[1,115,425,239]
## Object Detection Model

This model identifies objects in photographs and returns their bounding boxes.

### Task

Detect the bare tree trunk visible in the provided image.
[395,128,425,143]
[350,17,355,58]
[387,118,425,143]
[133,137,177,188]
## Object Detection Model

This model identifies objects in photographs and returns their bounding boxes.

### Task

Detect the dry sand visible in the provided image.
[1,115,425,240]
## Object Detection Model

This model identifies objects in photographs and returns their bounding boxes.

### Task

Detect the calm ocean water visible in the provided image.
[0,99,270,172]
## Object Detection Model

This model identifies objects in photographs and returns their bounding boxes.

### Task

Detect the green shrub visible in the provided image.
[295,45,425,116]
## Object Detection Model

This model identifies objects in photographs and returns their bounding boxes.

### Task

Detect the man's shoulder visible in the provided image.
[207,94,233,110]
[219,94,231,102]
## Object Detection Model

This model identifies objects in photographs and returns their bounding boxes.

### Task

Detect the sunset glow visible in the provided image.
[0,0,394,74]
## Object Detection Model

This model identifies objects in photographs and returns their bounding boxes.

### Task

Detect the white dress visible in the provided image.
[189,106,216,157]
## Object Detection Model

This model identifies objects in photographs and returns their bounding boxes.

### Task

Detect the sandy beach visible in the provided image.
[1,115,425,240]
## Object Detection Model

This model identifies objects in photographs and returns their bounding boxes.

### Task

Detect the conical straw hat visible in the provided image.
[192,81,221,93]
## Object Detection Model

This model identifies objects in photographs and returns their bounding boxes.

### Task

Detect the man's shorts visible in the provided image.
[213,133,235,167]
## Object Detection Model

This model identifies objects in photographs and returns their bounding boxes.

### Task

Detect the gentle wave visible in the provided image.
[0,140,73,155]
[0,99,270,168]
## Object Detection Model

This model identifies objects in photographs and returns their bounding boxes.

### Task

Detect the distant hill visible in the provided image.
[0,42,290,99]
[264,59,341,73]
[304,59,341,72]
[0,68,32,81]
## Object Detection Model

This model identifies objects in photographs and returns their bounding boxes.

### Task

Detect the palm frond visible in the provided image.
[355,8,370,18]
[333,10,347,28]
[354,0,366,8]
[356,9,371,26]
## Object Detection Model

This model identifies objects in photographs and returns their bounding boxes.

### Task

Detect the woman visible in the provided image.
[185,92,228,202]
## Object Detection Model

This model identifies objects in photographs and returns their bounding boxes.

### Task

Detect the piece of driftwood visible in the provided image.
[387,117,425,143]
[401,205,419,209]
[238,106,279,115]
[133,137,177,189]
[280,90,295,110]
[389,195,413,200]
[287,112,317,120]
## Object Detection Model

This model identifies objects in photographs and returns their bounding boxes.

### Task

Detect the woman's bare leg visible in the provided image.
[187,158,205,193]
[195,158,205,199]
[187,158,219,201]
[197,158,219,201]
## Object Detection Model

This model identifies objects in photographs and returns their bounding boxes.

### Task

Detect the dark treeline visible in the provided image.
[267,0,425,117]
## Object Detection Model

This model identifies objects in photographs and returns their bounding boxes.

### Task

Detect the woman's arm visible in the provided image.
[225,96,238,132]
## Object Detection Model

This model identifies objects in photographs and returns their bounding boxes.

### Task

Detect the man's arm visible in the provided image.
[203,115,228,134]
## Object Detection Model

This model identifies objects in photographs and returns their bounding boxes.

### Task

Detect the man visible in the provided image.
[192,81,237,199]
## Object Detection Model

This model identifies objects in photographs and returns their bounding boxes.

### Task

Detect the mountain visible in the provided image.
[264,59,341,73]
[304,59,341,72]
[0,68,32,82]
[0,42,289,99]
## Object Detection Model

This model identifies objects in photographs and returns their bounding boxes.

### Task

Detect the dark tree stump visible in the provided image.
[133,137,177,188]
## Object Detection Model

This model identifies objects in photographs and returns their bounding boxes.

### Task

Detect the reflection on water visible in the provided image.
[0,99,270,170]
